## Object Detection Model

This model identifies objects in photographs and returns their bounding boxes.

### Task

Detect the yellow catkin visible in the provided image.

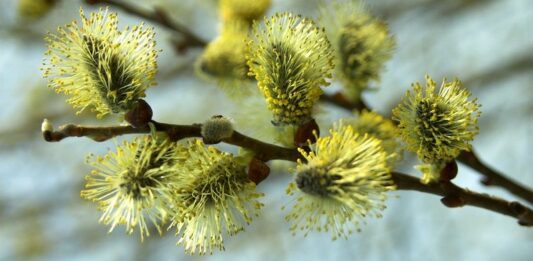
[17,0,56,20]
[219,0,271,24]
[197,19,252,94]
[285,124,395,240]
[81,136,182,241]
[169,140,264,255]
[341,110,402,166]
[247,12,334,125]
[393,75,481,182]
[319,0,395,101]
[41,8,158,118]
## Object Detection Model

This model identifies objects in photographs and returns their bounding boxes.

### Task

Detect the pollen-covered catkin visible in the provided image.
[285,124,395,239]
[169,140,264,255]
[41,8,158,118]
[80,136,183,240]
[393,75,480,182]
[319,0,395,101]
[247,12,334,125]
[342,110,401,166]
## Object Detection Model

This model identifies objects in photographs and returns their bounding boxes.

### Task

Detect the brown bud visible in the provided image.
[509,202,531,226]
[441,195,465,208]
[248,158,270,185]
[332,92,353,108]
[294,119,319,147]
[125,99,153,128]
[481,177,493,186]
[440,160,458,181]
[509,201,526,215]
[518,220,530,226]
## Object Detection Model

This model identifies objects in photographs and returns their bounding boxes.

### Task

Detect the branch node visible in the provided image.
[509,201,526,215]
[481,177,493,186]
[441,195,466,208]
[510,202,533,226]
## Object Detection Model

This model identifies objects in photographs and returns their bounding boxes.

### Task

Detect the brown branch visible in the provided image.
[322,91,533,205]
[42,120,146,142]
[85,0,207,52]
[41,119,299,162]
[320,92,369,112]
[392,172,533,226]
[224,131,300,162]
[458,150,533,204]
[41,118,532,225]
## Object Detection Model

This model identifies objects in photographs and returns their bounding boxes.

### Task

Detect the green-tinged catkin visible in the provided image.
[219,0,271,24]
[393,75,481,183]
[169,140,264,255]
[319,0,395,102]
[247,12,334,125]
[41,8,158,118]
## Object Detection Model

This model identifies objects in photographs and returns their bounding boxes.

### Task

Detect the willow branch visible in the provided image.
[85,0,207,52]
[322,92,533,204]
[41,118,532,225]
[392,172,532,226]
[458,150,533,204]
[41,119,299,162]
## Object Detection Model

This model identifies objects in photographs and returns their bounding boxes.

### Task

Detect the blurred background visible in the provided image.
[0,0,532,260]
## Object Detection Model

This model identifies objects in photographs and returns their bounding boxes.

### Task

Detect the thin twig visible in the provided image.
[392,172,533,226]
[41,118,533,225]
[85,0,207,52]
[41,119,299,162]
[320,92,369,111]
[458,150,533,204]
